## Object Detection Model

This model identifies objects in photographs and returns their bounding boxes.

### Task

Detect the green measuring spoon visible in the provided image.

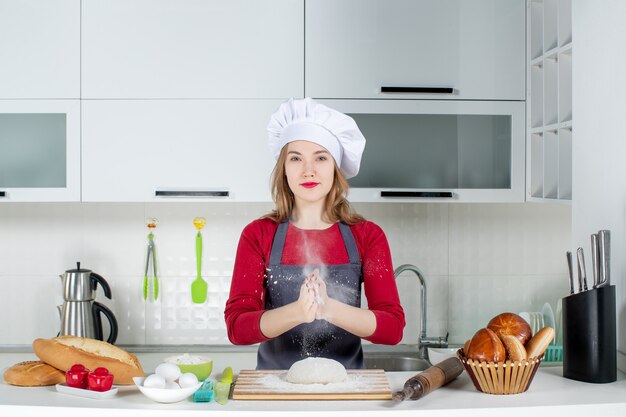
[191,217,207,303]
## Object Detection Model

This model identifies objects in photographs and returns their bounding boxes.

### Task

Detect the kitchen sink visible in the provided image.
[363,353,431,372]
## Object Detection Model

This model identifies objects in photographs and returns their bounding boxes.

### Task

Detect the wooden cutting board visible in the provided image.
[232,369,392,400]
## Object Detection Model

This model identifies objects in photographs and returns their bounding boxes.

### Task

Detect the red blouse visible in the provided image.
[224,218,406,345]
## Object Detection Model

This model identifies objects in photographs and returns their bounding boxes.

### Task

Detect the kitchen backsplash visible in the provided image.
[0,202,570,347]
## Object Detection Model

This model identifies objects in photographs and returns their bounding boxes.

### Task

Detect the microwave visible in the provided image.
[318,99,525,203]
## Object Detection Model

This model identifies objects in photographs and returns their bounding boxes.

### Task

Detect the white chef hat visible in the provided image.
[267,97,366,179]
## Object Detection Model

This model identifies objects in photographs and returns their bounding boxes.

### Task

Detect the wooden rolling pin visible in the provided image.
[393,357,464,401]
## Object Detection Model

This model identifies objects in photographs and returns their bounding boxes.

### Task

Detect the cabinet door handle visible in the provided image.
[381,86,454,94]
[155,190,229,197]
[380,191,454,198]
[0,191,6,198]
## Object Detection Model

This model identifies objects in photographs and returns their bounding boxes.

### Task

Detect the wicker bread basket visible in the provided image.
[456,349,543,395]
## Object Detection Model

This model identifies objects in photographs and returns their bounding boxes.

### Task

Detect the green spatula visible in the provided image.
[191,217,207,303]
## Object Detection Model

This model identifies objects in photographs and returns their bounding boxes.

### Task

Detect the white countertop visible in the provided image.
[2,352,626,417]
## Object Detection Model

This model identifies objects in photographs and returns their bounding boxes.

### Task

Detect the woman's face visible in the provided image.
[284,140,335,206]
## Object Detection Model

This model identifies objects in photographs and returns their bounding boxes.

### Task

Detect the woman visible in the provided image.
[224,98,405,370]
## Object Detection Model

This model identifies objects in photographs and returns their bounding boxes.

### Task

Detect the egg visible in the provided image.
[164,381,180,390]
[155,363,181,382]
[178,372,199,388]
[143,373,166,389]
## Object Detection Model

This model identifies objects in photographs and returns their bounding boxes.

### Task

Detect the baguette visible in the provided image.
[3,361,66,386]
[32,336,144,384]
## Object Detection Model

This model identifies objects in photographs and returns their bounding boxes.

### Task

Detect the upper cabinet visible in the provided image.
[0,0,530,203]
[81,100,278,202]
[323,100,526,203]
[0,100,81,202]
[81,0,303,99]
[0,0,80,98]
[305,0,525,100]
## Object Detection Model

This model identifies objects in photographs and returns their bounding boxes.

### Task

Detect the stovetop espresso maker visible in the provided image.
[57,262,118,344]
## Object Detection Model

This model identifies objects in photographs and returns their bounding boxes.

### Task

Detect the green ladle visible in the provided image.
[191,217,207,303]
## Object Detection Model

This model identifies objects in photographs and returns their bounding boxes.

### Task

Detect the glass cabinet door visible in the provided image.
[0,100,80,201]
[320,100,525,202]
[349,113,512,189]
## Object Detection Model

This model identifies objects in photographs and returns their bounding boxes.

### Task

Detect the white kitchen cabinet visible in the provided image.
[320,100,526,203]
[0,100,80,202]
[81,0,303,99]
[81,100,280,202]
[0,0,80,99]
[527,0,572,202]
[306,0,525,101]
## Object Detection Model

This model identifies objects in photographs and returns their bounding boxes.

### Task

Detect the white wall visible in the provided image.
[572,1,626,371]
[0,202,570,347]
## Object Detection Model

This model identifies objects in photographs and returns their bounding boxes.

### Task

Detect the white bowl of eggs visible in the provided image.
[133,363,202,403]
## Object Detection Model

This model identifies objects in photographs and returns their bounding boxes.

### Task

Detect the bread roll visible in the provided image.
[501,334,527,361]
[463,339,471,354]
[466,328,506,363]
[525,326,555,359]
[32,336,143,384]
[487,312,532,345]
[3,361,65,386]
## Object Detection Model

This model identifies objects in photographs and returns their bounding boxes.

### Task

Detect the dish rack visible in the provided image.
[543,345,563,362]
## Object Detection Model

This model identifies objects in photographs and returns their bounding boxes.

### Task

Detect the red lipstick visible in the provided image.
[300,182,319,189]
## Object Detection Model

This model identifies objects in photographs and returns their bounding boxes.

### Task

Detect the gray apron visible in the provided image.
[257,221,364,370]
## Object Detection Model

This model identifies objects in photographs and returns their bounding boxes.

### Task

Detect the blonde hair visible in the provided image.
[263,146,364,225]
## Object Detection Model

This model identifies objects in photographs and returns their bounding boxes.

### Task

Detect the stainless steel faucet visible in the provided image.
[394,264,448,360]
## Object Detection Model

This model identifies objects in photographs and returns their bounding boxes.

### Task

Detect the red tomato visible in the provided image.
[87,367,114,392]
[65,364,89,389]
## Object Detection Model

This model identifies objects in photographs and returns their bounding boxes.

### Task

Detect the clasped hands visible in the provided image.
[297,268,330,323]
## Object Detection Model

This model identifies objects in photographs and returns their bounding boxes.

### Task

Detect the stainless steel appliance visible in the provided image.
[57,262,118,344]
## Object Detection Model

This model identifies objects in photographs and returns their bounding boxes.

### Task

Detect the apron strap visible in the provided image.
[338,222,360,265]
[269,220,289,265]
[269,221,360,265]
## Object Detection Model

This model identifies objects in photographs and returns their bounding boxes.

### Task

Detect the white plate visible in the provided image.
[56,384,118,399]
[133,377,202,403]
[542,302,556,330]
[531,311,545,334]
[555,299,563,345]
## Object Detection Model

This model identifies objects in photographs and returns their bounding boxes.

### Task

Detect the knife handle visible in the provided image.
[566,251,574,294]
[591,234,599,288]
[598,230,611,286]
[576,248,586,292]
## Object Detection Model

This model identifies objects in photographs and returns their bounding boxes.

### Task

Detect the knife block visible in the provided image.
[562,285,616,383]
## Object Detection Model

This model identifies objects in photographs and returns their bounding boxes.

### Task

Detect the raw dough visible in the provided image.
[285,357,347,384]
